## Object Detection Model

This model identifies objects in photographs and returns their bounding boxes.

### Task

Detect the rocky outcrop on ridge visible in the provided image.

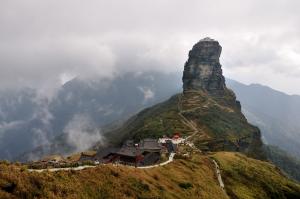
[182,37,225,94]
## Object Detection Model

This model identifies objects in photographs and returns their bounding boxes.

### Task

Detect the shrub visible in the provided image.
[0,182,16,193]
[129,178,150,192]
[174,154,188,160]
[152,174,159,181]
[0,160,10,166]
[178,182,193,189]
[110,170,119,177]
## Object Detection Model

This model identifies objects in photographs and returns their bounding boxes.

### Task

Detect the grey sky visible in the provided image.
[1,0,300,94]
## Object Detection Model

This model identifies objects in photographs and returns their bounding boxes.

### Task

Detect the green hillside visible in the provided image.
[0,154,227,199]
[264,145,300,182]
[212,152,300,199]
[1,152,299,199]
[5,38,299,199]
[104,89,265,160]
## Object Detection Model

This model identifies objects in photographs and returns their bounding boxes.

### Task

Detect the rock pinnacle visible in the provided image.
[182,38,226,94]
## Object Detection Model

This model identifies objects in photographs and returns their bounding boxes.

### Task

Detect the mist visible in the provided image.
[1,0,300,161]
[63,114,104,153]
[1,0,300,95]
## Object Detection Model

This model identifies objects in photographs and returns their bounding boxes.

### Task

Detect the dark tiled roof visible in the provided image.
[139,138,162,150]
[94,139,162,159]
[123,140,134,147]
[95,147,120,159]
[116,146,142,157]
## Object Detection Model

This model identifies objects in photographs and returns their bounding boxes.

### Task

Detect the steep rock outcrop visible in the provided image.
[182,37,225,94]
[104,38,265,160]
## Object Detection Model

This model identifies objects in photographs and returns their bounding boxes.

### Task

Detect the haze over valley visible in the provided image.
[1,1,300,198]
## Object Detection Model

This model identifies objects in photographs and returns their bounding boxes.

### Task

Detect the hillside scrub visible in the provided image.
[0,154,228,199]
[212,152,300,199]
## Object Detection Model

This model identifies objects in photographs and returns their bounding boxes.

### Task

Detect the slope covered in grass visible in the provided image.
[212,152,300,199]
[103,94,193,146]
[1,152,299,199]
[0,155,227,199]
[264,145,300,182]
[181,90,264,159]
[103,89,265,160]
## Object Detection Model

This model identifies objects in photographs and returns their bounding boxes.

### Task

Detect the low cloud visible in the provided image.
[138,86,155,102]
[0,120,25,139]
[1,0,300,95]
[63,114,104,152]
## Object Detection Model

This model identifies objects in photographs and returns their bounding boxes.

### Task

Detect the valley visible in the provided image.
[0,38,299,199]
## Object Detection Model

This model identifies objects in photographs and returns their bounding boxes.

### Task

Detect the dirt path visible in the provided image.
[28,165,96,173]
[177,94,207,143]
[211,159,225,190]
[137,152,176,169]
[28,95,201,173]
[178,94,226,193]
[28,153,177,172]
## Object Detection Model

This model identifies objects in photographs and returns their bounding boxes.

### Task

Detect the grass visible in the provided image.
[178,182,193,189]
[264,145,300,182]
[212,152,300,199]
[17,88,297,198]
[1,151,299,198]
[106,94,193,145]
[180,90,265,159]
[105,90,265,160]
[0,154,229,199]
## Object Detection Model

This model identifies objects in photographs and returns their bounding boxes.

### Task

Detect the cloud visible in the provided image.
[63,114,104,152]
[138,86,155,102]
[0,0,300,94]
[31,128,51,148]
[0,121,25,139]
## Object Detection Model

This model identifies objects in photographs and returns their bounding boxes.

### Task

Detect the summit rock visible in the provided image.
[182,38,226,93]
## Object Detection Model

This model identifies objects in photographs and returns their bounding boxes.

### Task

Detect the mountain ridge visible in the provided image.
[101,38,265,160]
[0,38,299,198]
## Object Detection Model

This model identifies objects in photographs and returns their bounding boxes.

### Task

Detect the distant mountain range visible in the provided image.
[0,72,182,160]
[1,39,299,199]
[227,79,300,158]
[0,72,299,162]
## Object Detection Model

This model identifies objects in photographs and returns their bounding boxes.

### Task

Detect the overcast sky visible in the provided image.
[1,0,300,95]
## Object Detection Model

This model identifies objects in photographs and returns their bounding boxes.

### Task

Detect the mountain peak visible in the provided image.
[182,38,225,94]
[200,37,216,42]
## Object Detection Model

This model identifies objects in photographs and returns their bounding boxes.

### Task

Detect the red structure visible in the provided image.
[173,132,181,139]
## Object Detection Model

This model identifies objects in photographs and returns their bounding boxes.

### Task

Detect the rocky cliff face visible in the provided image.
[182,38,225,94]
[100,38,265,160]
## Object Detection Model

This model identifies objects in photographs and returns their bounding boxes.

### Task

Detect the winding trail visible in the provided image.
[177,94,206,145]
[212,159,225,191]
[28,153,176,173]
[136,152,176,169]
[28,94,220,179]
[28,165,96,173]
[177,94,199,136]
[178,94,226,191]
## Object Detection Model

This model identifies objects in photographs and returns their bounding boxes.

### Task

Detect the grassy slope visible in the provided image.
[5,88,298,198]
[1,152,299,199]
[104,94,193,146]
[0,155,228,199]
[212,152,300,199]
[104,89,264,160]
[264,145,300,182]
[181,89,264,159]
